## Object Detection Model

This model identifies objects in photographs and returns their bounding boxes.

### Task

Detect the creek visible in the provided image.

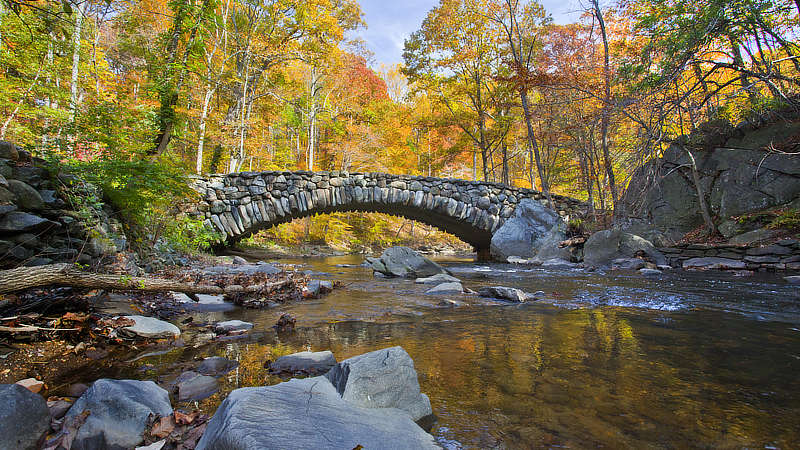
[56,254,800,448]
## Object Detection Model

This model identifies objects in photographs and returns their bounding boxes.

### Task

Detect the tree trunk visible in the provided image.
[592,0,618,212]
[307,66,319,171]
[196,87,215,174]
[519,87,551,206]
[683,147,717,235]
[501,139,509,185]
[69,0,86,126]
[0,264,295,295]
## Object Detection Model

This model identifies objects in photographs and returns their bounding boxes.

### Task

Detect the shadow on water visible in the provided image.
[65,255,800,448]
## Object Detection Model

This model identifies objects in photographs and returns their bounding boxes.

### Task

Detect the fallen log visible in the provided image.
[0,263,294,295]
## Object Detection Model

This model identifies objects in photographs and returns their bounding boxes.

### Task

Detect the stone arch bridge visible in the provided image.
[187,171,587,258]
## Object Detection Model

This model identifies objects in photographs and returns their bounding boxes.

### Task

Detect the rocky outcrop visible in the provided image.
[197,347,437,450]
[0,384,49,450]
[0,140,125,268]
[622,118,800,240]
[368,246,448,278]
[489,198,564,261]
[64,379,173,449]
[583,229,666,268]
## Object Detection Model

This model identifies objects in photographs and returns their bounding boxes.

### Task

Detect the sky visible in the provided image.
[352,0,584,68]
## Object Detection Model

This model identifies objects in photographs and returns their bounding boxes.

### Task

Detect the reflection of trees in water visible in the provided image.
[178,308,799,447]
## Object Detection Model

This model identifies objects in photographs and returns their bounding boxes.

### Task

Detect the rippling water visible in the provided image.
[77,255,800,448]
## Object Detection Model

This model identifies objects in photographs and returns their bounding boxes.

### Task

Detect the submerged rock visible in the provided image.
[118,315,181,339]
[214,320,253,333]
[302,279,334,298]
[65,379,173,449]
[490,198,563,261]
[0,384,49,450]
[415,273,461,284]
[326,346,433,422]
[195,377,438,450]
[478,286,528,303]
[175,371,219,402]
[269,350,337,375]
[425,281,464,295]
[639,268,663,277]
[368,246,448,278]
[198,357,239,376]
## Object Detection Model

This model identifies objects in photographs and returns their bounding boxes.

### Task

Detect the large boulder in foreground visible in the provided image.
[367,246,448,278]
[490,198,563,261]
[64,379,173,449]
[325,346,432,422]
[0,384,49,450]
[583,229,666,268]
[197,346,437,450]
[195,377,438,450]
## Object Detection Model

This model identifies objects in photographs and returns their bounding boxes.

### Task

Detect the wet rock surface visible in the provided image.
[478,286,528,303]
[213,320,254,333]
[175,371,219,402]
[197,357,239,376]
[368,246,448,278]
[269,350,337,375]
[425,281,464,295]
[118,315,181,339]
[415,273,461,284]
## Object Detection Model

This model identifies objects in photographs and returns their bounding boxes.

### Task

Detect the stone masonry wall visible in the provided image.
[660,239,800,271]
[188,171,588,251]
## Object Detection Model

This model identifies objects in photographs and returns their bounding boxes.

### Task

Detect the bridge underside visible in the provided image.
[232,202,492,251]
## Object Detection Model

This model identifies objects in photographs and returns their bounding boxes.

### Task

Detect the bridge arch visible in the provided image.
[188,171,587,255]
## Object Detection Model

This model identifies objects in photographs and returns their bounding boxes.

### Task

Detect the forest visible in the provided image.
[1,0,799,252]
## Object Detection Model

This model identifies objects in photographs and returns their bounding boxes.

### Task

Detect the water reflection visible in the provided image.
[121,256,800,447]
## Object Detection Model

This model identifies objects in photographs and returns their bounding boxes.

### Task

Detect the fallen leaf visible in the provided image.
[62,312,89,322]
[150,415,175,439]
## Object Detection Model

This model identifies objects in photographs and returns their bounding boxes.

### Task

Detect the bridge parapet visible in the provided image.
[187,171,588,251]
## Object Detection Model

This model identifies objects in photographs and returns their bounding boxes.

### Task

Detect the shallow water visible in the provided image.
[79,255,800,448]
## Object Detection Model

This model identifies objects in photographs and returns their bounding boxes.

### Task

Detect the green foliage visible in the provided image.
[767,209,800,232]
[43,151,219,253]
